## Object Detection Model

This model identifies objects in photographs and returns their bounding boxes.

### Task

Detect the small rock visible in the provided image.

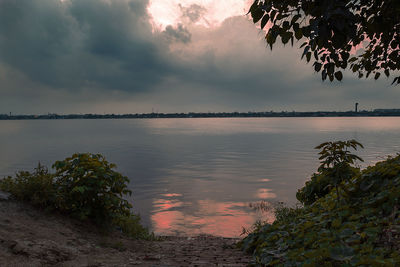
[190,260,209,265]
[129,260,143,265]
[10,241,27,255]
[143,255,161,261]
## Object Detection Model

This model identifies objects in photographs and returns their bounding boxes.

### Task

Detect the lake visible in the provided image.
[1,117,400,237]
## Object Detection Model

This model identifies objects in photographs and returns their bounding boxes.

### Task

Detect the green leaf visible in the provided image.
[261,14,269,29]
[330,245,355,261]
[282,21,290,29]
[73,186,86,193]
[291,14,301,24]
[314,62,322,72]
[335,71,343,81]
[348,57,357,63]
[252,7,264,23]
[270,10,277,22]
[306,52,311,62]
[295,29,303,40]
[327,63,335,75]
[360,180,375,192]
[322,69,327,80]
[300,42,308,48]
[281,32,292,44]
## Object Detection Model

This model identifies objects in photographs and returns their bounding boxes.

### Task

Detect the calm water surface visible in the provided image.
[1,117,400,237]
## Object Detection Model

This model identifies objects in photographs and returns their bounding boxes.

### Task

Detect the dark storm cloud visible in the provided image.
[152,16,395,112]
[0,0,171,91]
[0,0,78,87]
[0,0,396,114]
[163,24,191,43]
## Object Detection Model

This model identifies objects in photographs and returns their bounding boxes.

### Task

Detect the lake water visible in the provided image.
[1,117,400,237]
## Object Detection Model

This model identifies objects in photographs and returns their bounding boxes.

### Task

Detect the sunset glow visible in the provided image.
[147,0,250,30]
[256,188,277,199]
[151,198,274,237]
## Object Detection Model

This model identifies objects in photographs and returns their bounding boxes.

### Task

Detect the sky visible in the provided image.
[0,0,398,114]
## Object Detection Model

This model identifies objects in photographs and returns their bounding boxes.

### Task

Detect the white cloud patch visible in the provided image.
[147,0,250,29]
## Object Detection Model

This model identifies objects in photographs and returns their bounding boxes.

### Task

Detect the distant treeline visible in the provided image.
[2,110,400,120]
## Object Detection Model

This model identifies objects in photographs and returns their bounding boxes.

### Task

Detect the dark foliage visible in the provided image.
[241,145,400,265]
[248,0,400,83]
[0,153,152,239]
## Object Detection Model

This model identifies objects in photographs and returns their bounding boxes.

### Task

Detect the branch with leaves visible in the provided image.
[315,139,364,202]
[248,0,400,83]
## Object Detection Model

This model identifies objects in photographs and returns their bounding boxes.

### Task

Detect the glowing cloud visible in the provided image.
[147,0,251,30]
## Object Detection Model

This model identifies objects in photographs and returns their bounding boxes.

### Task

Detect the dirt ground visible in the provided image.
[0,194,253,266]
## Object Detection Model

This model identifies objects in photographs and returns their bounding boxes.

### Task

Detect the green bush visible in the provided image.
[315,140,364,202]
[241,147,400,266]
[273,202,304,223]
[0,153,152,239]
[0,163,55,208]
[52,153,132,225]
[296,172,332,205]
[113,213,154,239]
[296,140,363,205]
[296,168,360,205]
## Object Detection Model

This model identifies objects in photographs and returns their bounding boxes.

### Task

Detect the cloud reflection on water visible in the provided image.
[143,117,400,136]
[151,197,274,237]
[256,188,277,199]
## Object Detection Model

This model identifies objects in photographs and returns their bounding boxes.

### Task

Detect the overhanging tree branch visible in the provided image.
[249,0,400,83]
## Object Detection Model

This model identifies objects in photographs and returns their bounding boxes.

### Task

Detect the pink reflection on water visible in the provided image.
[256,188,277,199]
[152,210,184,230]
[151,198,274,237]
[161,193,183,197]
[153,199,182,212]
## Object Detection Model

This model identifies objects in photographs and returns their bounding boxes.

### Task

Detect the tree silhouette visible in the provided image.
[248,0,400,83]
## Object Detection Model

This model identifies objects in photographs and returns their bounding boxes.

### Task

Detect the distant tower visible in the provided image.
[355,103,359,113]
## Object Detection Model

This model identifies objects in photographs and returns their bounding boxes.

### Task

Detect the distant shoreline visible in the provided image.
[2,110,400,120]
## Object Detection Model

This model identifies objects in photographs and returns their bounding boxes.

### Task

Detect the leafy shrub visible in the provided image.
[273,202,303,223]
[296,168,360,205]
[0,153,152,239]
[52,153,132,225]
[315,140,364,201]
[0,163,55,208]
[113,213,154,239]
[241,149,400,266]
[296,173,332,205]
[296,140,363,205]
